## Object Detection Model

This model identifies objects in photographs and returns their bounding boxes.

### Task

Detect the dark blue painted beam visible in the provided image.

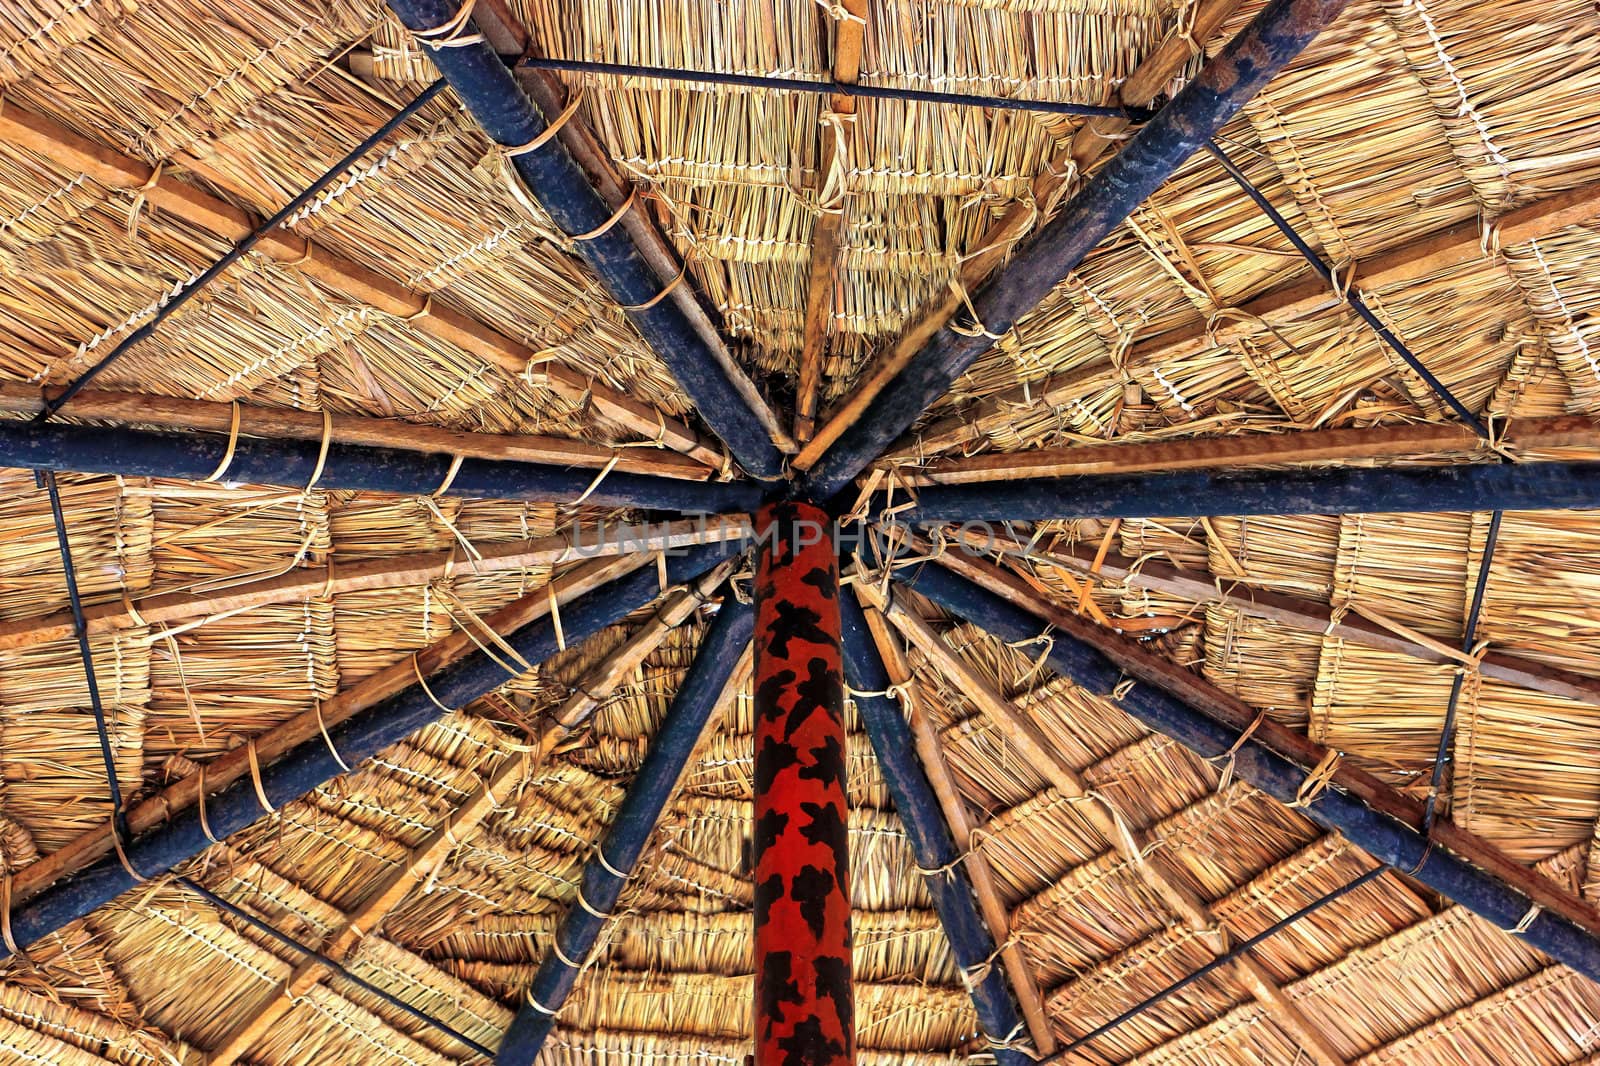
[902,461,1600,523]
[838,591,1037,1066]
[0,417,759,513]
[495,597,754,1065]
[802,0,1351,500]
[0,541,741,960]
[893,560,1600,986]
[384,0,786,481]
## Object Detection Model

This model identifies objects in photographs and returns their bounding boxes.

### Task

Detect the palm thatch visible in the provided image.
[2,0,1600,1063]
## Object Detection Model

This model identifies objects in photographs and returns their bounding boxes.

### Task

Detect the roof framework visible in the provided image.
[3,0,1600,1064]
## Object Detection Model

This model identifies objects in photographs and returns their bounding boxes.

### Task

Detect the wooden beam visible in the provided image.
[793,0,868,443]
[793,0,1246,472]
[956,526,1600,710]
[0,382,714,480]
[866,587,1349,1066]
[897,180,1600,459]
[8,552,649,905]
[0,516,750,652]
[0,103,726,468]
[202,561,732,1066]
[858,602,1058,1054]
[913,544,1600,947]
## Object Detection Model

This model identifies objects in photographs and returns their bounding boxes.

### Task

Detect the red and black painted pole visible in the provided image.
[753,500,852,1066]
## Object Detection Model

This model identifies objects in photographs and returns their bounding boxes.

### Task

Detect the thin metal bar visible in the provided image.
[40,80,447,419]
[1423,508,1504,831]
[176,877,496,1060]
[37,470,126,835]
[519,56,1131,118]
[1203,138,1487,437]
[1048,865,1390,1061]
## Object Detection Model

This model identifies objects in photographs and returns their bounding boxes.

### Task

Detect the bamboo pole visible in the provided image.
[495,602,754,1066]
[203,562,736,1066]
[0,382,714,480]
[793,0,1249,473]
[890,548,1600,983]
[896,180,1600,460]
[0,416,759,513]
[855,600,1057,1054]
[800,0,1353,499]
[867,587,1349,1066]
[0,516,750,652]
[385,0,787,479]
[792,0,867,443]
[0,102,724,468]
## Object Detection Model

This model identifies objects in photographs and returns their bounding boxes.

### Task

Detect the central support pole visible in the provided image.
[753,501,853,1066]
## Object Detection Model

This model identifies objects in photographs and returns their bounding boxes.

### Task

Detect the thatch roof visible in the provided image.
[3,0,1600,1063]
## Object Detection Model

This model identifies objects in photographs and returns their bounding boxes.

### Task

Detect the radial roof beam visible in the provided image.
[0,416,759,513]
[798,0,1353,500]
[839,591,1041,1066]
[0,383,715,480]
[385,0,788,480]
[798,0,1248,473]
[0,541,740,959]
[0,104,721,468]
[496,599,753,1065]
[903,414,1600,485]
[890,552,1600,986]
[902,458,1600,523]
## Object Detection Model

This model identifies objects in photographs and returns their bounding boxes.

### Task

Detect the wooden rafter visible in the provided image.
[900,414,1600,485]
[0,382,715,480]
[867,588,1350,1066]
[0,516,749,652]
[793,0,868,443]
[0,103,726,468]
[793,0,1247,472]
[897,179,1600,459]
[857,601,1058,1054]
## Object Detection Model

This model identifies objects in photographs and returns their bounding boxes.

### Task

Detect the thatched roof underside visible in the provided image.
[2,0,1600,1064]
